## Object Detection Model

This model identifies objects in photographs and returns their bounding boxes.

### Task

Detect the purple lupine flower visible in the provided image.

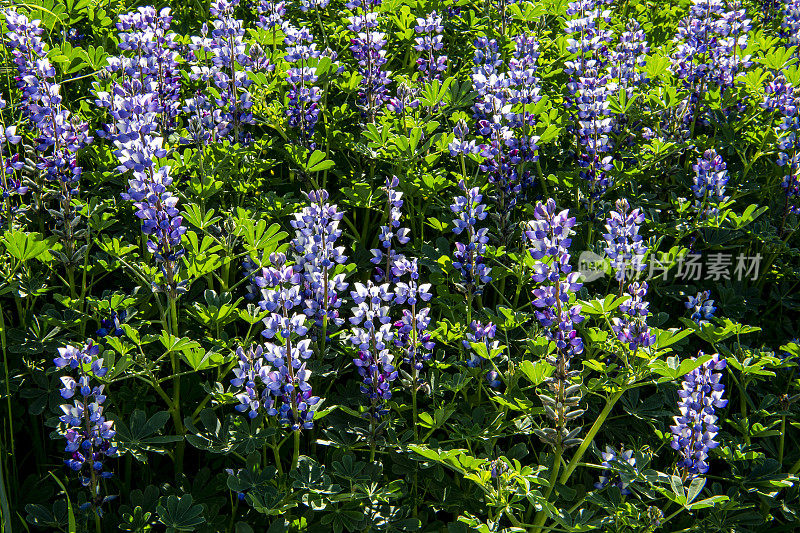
[349,281,397,417]
[198,0,256,143]
[594,446,637,494]
[603,198,647,283]
[0,98,26,226]
[300,0,330,11]
[290,190,349,330]
[610,20,649,97]
[284,26,323,149]
[463,321,502,388]
[231,345,275,419]
[768,76,800,215]
[255,252,320,430]
[612,282,655,351]
[370,176,410,282]
[784,0,800,47]
[413,12,447,81]
[526,199,585,358]
[391,258,434,374]
[686,290,716,324]
[54,340,117,510]
[242,257,261,300]
[346,0,391,121]
[256,0,286,30]
[96,310,127,338]
[563,0,615,200]
[526,199,585,448]
[670,0,751,125]
[691,149,729,216]
[466,35,542,221]
[450,180,491,295]
[670,352,728,476]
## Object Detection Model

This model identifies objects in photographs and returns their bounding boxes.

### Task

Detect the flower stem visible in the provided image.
[291,430,300,471]
[530,445,562,531]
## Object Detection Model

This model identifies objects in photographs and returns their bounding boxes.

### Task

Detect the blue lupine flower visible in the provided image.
[96,310,127,338]
[603,198,647,283]
[413,12,447,81]
[346,0,391,121]
[391,258,434,374]
[451,180,491,294]
[463,321,502,388]
[371,177,410,282]
[594,446,637,494]
[686,290,716,324]
[691,149,729,215]
[54,340,116,509]
[670,352,728,476]
[290,190,349,329]
[349,281,397,417]
[612,282,655,351]
[525,199,585,358]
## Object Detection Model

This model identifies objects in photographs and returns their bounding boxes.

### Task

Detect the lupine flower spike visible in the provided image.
[670,352,728,477]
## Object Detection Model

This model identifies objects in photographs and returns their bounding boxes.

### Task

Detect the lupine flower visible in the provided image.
[670,352,728,476]
[671,0,751,125]
[349,281,397,417]
[686,290,716,324]
[784,0,800,46]
[370,176,410,282]
[392,258,434,374]
[462,35,542,222]
[526,199,585,448]
[612,282,655,351]
[766,76,800,215]
[564,0,615,201]
[54,341,117,512]
[603,198,647,283]
[610,20,649,97]
[198,0,256,142]
[346,0,391,121]
[413,12,447,81]
[691,149,729,216]
[284,26,323,149]
[97,310,127,338]
[463,321,502,388]
[5,9,92,265]
[252,253,321,430]
[594,446,637,494]
[242,257,261,300]
[231,345,275,419]
[0,98,26,226]
[451,180,491,295]
[256,0,286,30]
[290,190,349,330]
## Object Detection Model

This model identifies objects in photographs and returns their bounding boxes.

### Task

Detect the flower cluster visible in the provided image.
[0,98,25,226]
[612,282,655,351]
[463,321,502,388]
[670,352,728,476]
[671,0,751,124]
[457,35,542,222]
[784,0,800,47]
[686,290,716,324]
[526,199,585,448]
[603,199,647,283]
[610,20,649,97]
[256,0,286,30]
[54,341,117,511]
[691,149,729,216]
[347,0,391,121]
[371,177,410,282]
[450,180,491,295]
[290,189,349,330]
[413,12,446,81]
[196,0,256,142]
[564,0,615,200]
[243,253,320,430]
[594,446,637,494]
[349,281,397,417]
[766,76,800,215]
[284,26,323,149]
[97,310,127,338]
[392,258,434,374]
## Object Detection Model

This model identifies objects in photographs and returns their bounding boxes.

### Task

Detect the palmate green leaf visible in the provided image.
[156,495,205,532]
[115,410,183,462]
[0,231,54,262]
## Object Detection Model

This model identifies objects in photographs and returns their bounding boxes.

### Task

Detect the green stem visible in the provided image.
[558,390,623,485]
[779,415,786,465]
[0,308,14,495]
[530,446,563,531]
[291,430,301,471]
